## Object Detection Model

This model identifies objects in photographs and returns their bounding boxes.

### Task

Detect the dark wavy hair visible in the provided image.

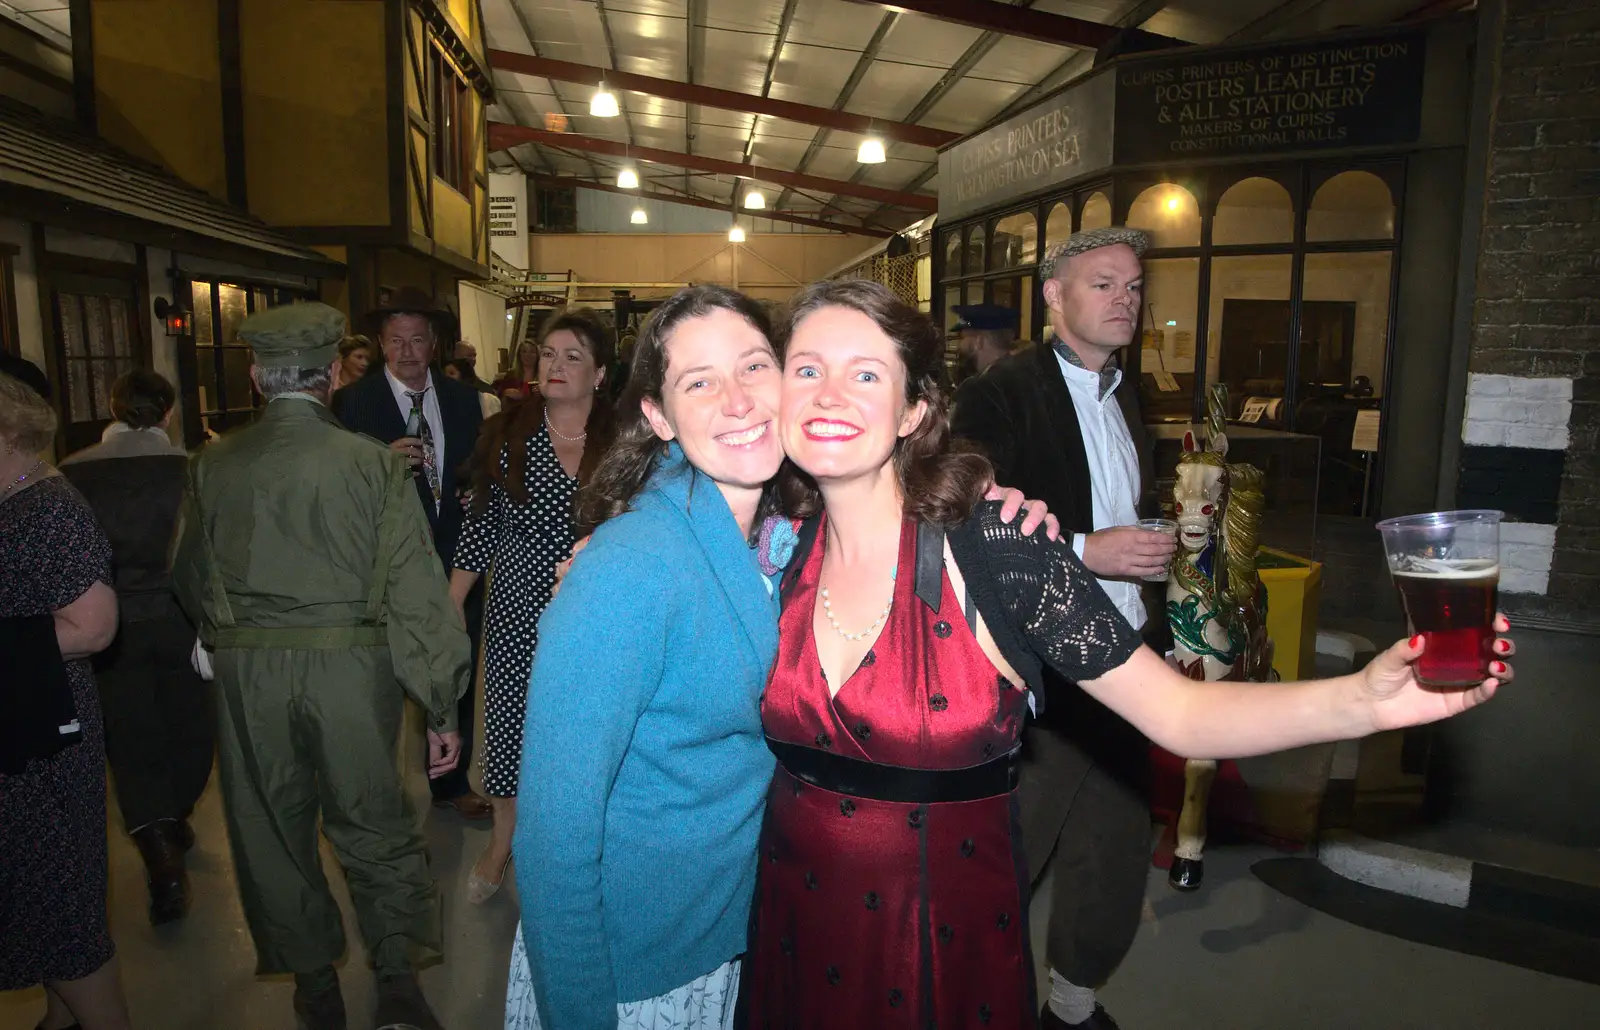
[110,369,175,430]
[467,307,616,515]
[576,285,774,534]
[772,279,990,527]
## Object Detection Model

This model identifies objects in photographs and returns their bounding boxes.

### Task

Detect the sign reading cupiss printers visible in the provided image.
[937,73,1114,224]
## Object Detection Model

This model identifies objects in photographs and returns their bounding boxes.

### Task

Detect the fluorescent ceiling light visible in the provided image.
[630,207,648,225]
[742,189,765,210]
[590,83,620,118]
[857,138,887,164]
[728,224,746,243]
[617,166,639,189]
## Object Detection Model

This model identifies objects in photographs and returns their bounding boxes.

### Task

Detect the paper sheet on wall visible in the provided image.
[1173,330,1194,359]
[1151,370,1181,392]
[1239,399,1269,423]
[1351,409,1382,452]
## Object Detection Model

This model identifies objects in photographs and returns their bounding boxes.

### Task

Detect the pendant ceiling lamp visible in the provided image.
[590,81,620,118]
[857,137,887,164]
[728,224,746,243]
[742,189,765,210]
[630,206,648,225]
[617,166,640,189]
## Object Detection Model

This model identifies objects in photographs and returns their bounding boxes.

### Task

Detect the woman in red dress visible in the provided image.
[743,280,1514,1030]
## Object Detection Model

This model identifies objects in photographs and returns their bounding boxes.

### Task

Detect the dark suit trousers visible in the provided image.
[1017,691,1152,989]
[95,613,216,831]
[428,583,482,801]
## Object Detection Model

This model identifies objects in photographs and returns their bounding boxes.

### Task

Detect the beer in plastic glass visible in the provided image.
[1375,510,1501,689]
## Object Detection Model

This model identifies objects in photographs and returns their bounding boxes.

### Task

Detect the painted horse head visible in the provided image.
[1174,439,1226,556]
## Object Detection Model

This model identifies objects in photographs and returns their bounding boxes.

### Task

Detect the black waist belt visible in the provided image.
[767,737,1021,804]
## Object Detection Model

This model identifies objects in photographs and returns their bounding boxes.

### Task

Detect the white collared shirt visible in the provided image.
[1056,351,1146,630]
[385,367,444,511]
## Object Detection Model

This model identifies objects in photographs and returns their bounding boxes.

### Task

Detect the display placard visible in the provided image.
[1113,29,1426,164]
[1351,409,1382,452]
[938,73,1115,223]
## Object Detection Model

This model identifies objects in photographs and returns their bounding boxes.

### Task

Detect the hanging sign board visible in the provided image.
[938,72,1115,223]
[488,171,528,270]
[1113,28,1426,164]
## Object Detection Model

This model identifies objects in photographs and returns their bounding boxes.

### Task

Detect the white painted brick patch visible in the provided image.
[1462,373,1572,450]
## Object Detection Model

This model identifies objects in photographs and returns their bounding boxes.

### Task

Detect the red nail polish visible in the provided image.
[1495,640,1509,654]
[1410,635,1423,648]
[1492,661,1506,675]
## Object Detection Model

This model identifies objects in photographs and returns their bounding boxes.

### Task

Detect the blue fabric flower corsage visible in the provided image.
[756,516,801,578]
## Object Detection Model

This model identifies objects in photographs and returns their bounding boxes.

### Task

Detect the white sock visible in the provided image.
[1047,970,1097,1024]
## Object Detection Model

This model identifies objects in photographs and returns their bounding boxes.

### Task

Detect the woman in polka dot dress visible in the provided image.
[450,308,616,902]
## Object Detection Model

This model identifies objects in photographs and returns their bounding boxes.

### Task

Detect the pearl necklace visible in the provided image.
[2,459,44,501]
[544,410,586,442]
[820,585,894,642]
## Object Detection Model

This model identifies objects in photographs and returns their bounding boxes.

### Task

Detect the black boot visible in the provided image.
[174,816,196,853]
[130,820,190,925]
[1040,1003,1123,1029]
[374,972,444,1030]
[1169,855,1204,892]
[293,972,347,1030]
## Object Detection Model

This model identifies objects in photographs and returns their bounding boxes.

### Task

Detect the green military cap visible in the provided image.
[238,302,348,368]
[1038,226,1150,282]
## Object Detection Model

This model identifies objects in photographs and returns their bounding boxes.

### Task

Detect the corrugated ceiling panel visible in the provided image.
[920,76,1027,133]
[608,8,688,80]
[769,43,860,109]
[699,26,771,93]
[786,0,889,49]
[704,0,784,34]
[966,35,1075,86]
[845,61,946,120]
[874,14,983,69]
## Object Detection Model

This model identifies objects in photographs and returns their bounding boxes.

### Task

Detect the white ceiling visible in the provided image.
[485,0,1436,231]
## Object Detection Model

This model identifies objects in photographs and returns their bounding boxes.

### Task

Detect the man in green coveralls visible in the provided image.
[171,302,470,1030]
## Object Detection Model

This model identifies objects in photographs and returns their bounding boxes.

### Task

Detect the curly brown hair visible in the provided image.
[772,279,991,527]
[576,285,776,534]
[0,370,56,453]
[466,307,617,515]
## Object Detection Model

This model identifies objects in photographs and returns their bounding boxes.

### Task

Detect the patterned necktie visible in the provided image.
[406,389,440,505]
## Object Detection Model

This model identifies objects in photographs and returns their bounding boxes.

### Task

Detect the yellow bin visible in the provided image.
[1257,547,1323,681]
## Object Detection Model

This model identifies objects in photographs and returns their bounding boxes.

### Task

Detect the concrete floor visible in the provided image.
[4,767,1599,1030]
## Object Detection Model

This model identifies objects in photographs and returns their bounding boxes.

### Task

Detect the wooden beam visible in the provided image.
[527,175,895,238]
[486,50,959,150]
[840,0,1184,50]
[489,124,938,212]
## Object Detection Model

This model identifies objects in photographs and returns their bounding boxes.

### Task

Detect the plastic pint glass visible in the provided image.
[1375,510,1502,689]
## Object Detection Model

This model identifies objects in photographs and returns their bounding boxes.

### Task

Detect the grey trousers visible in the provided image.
[1017,696,1152,989]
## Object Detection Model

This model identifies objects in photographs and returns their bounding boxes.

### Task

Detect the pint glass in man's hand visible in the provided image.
[1376,510,1502,689]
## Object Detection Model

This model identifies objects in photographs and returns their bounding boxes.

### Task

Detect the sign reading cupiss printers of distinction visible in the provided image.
[1113,29,1426,164]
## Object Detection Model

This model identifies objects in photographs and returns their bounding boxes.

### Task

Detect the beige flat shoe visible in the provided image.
[466,852,511,905]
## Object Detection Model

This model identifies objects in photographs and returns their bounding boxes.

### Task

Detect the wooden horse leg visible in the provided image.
[1169,758,1218,892]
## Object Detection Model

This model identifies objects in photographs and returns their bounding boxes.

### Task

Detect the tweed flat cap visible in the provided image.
[238,302,348,369]
[1038,226,1150,281]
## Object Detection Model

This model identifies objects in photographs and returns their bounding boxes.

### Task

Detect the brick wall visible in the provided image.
[1466,0,1600,628]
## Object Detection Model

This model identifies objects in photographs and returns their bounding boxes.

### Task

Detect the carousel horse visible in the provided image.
[1165,387,1271,891]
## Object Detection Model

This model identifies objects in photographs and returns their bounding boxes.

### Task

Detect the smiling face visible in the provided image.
[379,313,436,391]
[539,328,605,403]
[780,305,926,489]
[641,307,783,495]
[1043,243,1143,368]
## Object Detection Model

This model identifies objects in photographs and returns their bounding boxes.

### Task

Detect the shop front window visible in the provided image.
[965,226,987,275]
[1299,251,1394,515]
[1127,184,1200,248]
[1206,255,1294,428]
[190,281,304,439]
[53,278,140,450]
[1081,191,1111,232]
[991,211,1037,270]
[1045,202,1073,253]
[1213,176,1294,246]
[1137,256,1201,423]
[1307,170,1394,241]
[943,230,962,277]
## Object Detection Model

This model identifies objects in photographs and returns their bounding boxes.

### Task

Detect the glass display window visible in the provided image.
[1308,170,1395,241]
[1206,254,1294,427]
[1080,191,1112,232]
[1045,202,1073,253]
[991,211,1038,270]
[1213,176,1294,246]
[1127,183,1200,248]
[1137,256,1201,423]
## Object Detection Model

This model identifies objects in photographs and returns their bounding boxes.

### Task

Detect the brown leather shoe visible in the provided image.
[431,790,492,821]
[131,820,189,925]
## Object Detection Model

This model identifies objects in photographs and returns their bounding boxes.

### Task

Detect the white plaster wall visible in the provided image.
[457,281,508,382]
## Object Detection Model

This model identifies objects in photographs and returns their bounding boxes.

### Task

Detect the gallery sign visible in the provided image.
[937,72,1114,223]
[1113,29,1427,164]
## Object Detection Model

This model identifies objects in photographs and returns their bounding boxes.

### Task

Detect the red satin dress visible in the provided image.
[745,519,1036,1030]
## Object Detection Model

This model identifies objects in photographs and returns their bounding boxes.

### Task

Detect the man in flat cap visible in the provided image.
[334,288,490,822]
[171,302,470,1030]
[952,227,1175,1030]
[951,302,1022,381]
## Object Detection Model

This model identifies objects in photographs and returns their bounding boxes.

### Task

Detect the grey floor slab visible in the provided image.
[5,772,1600,1030]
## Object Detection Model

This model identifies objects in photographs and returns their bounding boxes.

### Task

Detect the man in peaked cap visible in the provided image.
[951,227,1175,1030]
[171,301,470,1030]
[951,302,1022,379]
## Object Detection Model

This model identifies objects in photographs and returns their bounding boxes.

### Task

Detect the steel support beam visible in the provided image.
[525,174,894,238]
[486,50,960,150]
[488,124,938,211]
[841,0,1184,49]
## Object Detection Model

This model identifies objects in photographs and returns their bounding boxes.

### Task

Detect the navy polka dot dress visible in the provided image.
[0,476,116,988]
[453,429,576,798]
